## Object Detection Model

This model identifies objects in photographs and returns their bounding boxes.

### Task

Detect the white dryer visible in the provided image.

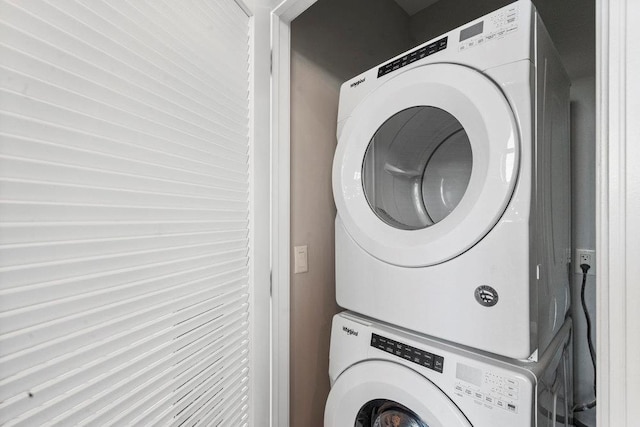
[324,312,573,427]
[333,0,571,359]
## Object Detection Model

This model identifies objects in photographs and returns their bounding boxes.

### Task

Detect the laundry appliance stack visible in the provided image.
[324,1,573,426]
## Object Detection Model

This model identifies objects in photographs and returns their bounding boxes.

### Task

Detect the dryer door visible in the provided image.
[324,360,471,427]
[333,63,519,267]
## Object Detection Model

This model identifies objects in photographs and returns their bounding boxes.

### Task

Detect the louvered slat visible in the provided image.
[0,0,252,424]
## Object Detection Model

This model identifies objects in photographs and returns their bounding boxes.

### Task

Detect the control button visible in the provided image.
[369,334,445,374]
[474,391,483,400]
[496,400,505,409]
[506,378,518,386]
[507,402,518,413]
[464,388,473,396]
[455,384,464,393]
[433,356,444,373]
[484,395,494,404]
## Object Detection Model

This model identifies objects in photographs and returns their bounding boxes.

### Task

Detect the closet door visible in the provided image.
[0,1,255,425]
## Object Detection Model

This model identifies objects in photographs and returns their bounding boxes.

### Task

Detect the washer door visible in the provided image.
[324,361,471,427]
[333,63,519,267]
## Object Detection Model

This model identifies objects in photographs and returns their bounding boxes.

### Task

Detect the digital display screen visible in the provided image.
[456,363,482,386]
[460,21,484,41]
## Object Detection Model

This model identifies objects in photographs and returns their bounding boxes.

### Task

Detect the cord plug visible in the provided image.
[580,263,591,274]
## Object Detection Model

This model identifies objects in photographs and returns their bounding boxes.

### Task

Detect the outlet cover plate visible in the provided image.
[294,245,308,274]
[575,249,595,275]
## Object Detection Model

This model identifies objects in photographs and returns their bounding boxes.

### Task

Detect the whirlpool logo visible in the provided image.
[342,326,359,337]
[350,77,365,88]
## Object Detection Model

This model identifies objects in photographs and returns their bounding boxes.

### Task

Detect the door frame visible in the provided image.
[595,0,640,425]
[270,2,317,426]
[270,0,640,425]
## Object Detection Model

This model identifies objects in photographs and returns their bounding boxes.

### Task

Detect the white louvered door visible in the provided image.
[0,0,257,425]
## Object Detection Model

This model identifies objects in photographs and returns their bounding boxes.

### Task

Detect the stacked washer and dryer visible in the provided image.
[324,1,573,426]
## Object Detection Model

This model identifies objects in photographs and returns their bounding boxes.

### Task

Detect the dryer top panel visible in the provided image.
[338,0,536,124]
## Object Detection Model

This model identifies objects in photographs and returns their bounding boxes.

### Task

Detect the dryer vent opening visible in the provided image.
[362,106,472,230]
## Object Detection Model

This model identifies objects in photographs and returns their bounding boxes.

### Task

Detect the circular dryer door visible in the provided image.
[333,63,519,267]
[324,360,471,427]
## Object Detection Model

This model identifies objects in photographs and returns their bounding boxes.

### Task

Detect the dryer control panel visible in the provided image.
[458,3,520,52]
[371,333,444,373]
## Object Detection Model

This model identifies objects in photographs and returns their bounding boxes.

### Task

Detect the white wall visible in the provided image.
[570,74,597,416]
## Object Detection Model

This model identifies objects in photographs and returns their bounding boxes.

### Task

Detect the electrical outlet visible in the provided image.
[575,249,595,275]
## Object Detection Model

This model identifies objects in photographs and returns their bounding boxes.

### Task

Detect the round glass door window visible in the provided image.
[356,399,427,427]
[362,106,473,230]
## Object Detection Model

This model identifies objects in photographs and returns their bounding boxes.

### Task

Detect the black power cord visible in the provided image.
[572,263,596,422]
[539,263,596,426]
[580,263,596,396]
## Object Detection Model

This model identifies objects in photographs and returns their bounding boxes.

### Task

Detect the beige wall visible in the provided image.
[290,1,412,425]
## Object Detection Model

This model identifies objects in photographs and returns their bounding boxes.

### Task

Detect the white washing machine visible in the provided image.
[332,0,571,359]
[324,312,573,427]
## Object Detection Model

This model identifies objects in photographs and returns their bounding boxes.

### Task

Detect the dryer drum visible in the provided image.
[362,106,473,231]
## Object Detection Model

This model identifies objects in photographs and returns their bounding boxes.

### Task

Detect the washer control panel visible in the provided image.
[454,363,520,413]
[370,333,444,373]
